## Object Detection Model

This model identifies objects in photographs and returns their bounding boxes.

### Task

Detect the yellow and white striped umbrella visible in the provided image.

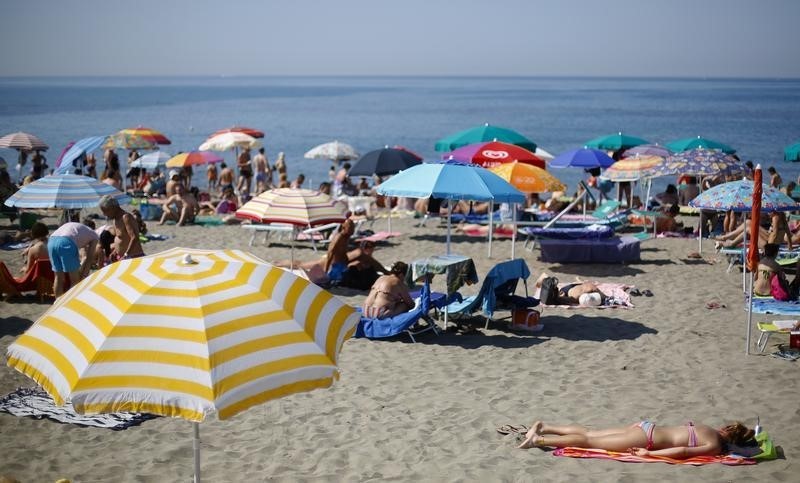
[235,188,346,226]
[6,247,359,422]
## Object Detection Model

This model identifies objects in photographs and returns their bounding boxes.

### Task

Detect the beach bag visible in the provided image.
[539,277,559,305]
[770,272,790,301]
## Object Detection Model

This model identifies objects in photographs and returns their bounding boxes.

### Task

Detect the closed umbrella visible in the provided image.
[54,136,109,174]
[584,132,649,151]
[348,147,423,177]
[6,247,359,482]
[784,141,800,162]
[304,141,359,163]
[129,151,172,169]
[434,123,537,152]
[445,141,546,169]
[209,126,264,139]
[0,131,49,151]
[665,135,736,154]
[4,174,130,209]
[746,167,763,355]
[166,151,224,168]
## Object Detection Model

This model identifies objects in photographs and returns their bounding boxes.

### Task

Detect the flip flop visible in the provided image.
[496,424,528,435]
[642,289,654,297]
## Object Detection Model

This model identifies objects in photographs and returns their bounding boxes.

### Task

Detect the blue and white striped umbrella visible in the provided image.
[54,136,109,175]
[4,174,130,209]
[130,151,171,169]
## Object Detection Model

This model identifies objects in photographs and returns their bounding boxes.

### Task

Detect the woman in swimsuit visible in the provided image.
[517,420,755,458]
[362,261,415,319]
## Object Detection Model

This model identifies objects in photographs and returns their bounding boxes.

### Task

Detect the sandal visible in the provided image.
[496,424,528,435]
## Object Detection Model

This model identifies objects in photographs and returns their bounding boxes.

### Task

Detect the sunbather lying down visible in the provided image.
[535,272,607,306]
[517,419,756,458]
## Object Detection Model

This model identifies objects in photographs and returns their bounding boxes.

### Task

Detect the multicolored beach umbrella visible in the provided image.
[783,141,800,162]
[4,174,130,209]
[114,126,171,145]
[304,140,359,162]
[600,155,663,182]
[488,161,565,193]
[6,247,359,481]
[235,188,346,226]
[644,148,742,178]
[584,132,649,151]
[665,135,736,154]
[199,132,261,152]
[104,132,156,150]
[444,141,546,169]
[688,179,797,213]
[166,151,224,168]
[129,150,172,169]
[209,126,264,139]
[0,131,49,151]
[434,123,537,152]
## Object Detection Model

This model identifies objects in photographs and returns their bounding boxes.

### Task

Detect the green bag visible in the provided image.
[752,430,777,460]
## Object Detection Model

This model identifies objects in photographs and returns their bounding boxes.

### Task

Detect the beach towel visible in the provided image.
[0,241,30,251]
[553,447,755,466]
[535,282,634,309]
[463,226,515,238]
[144,233,169,241]
[354,231,402,243]
[0,387,158,430]
[748,296,800,315]
[194,215,225,226]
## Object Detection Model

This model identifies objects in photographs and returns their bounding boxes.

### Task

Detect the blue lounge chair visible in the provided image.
[443,259,539,329]
[355,279,455,342]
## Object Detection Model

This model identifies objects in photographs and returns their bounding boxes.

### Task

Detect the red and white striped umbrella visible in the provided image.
[209,126,264,139]
[236,188,345,226]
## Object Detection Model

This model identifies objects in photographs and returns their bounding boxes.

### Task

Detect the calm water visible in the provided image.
[1,76,799,194]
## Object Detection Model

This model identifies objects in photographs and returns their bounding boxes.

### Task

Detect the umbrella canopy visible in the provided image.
[130,151,172,169]
[54,136,109,174]
[6,247,359,480]
[209,126,264,139]
[784,141,800,162]
[488,162,565,193]
[534,147,555,161]
[104,132,157,150]
[445,141,546,169]
[236,188,346,226]
[584,132,649,151]
[348,147,423,177]
[199,132,261,152]
[688,179,797,213]
[113,126,171,145]
[434,123,537,152]
[304,140,359,162]
[166,151,224,168]
[665,135,736,154]
[600,155,663,182]
[549,147,616,169]
[644,148,742,178]
[0,131,48,151]
[4,174,130,209]
[622,143,672,158]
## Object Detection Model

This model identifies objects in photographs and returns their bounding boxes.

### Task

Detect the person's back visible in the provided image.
[325,219,354,281]
[362,261,414,319]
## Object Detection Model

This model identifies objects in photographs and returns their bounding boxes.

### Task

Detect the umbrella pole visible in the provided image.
[746,270,755,355]
[446,203,452,256]
[488,201,494,259]
[645,178,652,209]
[511,204,517,259]
[193,422,201,483]
[742,214,747,293]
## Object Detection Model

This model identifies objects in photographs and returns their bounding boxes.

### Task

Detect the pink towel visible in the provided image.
[355,231,402,242]
[554,447,755,466]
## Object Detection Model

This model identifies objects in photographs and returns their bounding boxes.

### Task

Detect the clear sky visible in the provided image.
[2,0,799,78]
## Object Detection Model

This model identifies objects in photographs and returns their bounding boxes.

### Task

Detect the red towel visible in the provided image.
[553,447,755,466]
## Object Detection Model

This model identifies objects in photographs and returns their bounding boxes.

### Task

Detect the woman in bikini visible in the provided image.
[518,420,755,458]
[362,261,415,319]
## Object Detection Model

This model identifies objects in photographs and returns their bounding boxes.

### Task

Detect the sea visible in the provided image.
[1,76,799,196]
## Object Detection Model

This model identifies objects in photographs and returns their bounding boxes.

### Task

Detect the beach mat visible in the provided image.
[463,227,515,238]
[0,387,158,430]
[535,282,634,309]
[553,447,755,466]
[194,215,225,226]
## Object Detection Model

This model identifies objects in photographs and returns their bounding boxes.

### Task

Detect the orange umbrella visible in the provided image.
[112,126,171,145]
[489,161,565,193]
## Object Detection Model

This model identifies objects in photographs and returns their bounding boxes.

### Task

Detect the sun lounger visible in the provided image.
[755,320,796,353]
[242,222,342,251]
[538,236,641,264]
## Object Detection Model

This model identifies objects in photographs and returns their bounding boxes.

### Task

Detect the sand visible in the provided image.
[0,214,797,482]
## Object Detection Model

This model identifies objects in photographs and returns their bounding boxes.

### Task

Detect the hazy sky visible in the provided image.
[2,0,799,77]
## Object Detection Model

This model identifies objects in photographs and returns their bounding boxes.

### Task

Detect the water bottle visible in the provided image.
[754,416,761,436]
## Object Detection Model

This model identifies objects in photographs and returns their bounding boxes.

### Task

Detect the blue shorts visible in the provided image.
[48,236,80,273]
[327,262,347,282]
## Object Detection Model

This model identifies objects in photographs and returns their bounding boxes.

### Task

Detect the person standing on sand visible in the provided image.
[219,162,234,193]
[47,220,98,297]
[207,163,218,193]
[768,166,782,188]
[253,147,270,194]
[237,148,252,195]
[99,195,144,261]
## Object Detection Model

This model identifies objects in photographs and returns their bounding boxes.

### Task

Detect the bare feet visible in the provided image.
[518,433,543,449]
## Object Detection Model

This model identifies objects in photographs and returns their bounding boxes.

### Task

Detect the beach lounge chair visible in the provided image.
[355,278,451,342]
[243,222,342,251]
[0,259,56,302]
[443,259,539,329]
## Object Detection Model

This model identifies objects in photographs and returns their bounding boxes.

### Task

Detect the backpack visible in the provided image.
[539,277,559,305]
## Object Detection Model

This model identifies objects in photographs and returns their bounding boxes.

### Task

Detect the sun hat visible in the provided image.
[578,292,602,307]
[169,169,180,179]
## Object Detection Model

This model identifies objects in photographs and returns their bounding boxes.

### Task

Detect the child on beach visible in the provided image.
[207,163,219,193]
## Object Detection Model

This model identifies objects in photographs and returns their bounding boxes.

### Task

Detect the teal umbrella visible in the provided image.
[434,123,537,152]
[584,132,649,151]
[784,141,800,162]
[665,135,736,154]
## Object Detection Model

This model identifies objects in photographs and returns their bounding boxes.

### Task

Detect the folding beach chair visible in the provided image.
[443,259,539,329]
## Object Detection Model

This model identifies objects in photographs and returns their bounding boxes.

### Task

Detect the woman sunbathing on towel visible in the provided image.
[535,273,607,306]
[362,261,415,319]
[518,420,755,458]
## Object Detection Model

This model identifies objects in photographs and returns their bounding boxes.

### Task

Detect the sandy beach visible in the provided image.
[1,214,798,482]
